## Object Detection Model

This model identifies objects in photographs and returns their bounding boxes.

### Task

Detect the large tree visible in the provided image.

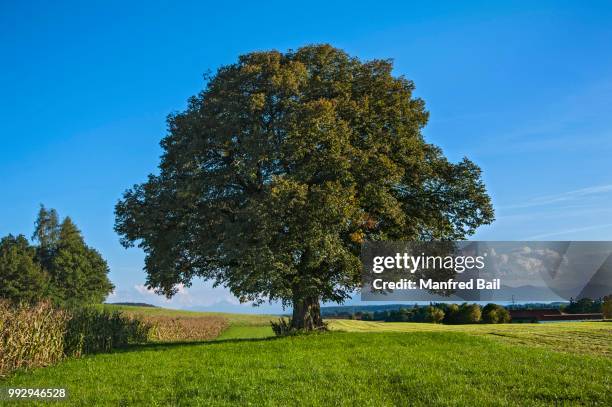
[115,45,494,330]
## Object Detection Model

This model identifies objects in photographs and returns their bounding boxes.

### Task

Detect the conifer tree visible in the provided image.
[49,217,114,305]
[32,204,60,270]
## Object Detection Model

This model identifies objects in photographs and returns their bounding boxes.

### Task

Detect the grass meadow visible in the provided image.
[1,307,610,406]
[329,320,612,356]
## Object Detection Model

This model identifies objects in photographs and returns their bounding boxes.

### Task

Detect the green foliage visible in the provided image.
[407,307,427,322]
[406,305,445,323]
[564,297,603,314]
[115,45,494,328]
[436,303,482,324]
[32,205,60,270]
[359,303,505,324]
[424,306,445,323]
[360,311,374,321]
[63,308,150,356]
[0,205,114,306]
[0,235,48,304]
[456,303,482,324]
[47,217,114,306]
[482,303,511,324]
[443,303,460,324]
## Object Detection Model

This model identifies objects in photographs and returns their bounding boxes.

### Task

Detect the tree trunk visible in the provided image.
[291,296,324,331]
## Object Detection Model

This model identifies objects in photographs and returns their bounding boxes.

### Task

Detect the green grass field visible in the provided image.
[329,319,612,356]
[2,308,610,406]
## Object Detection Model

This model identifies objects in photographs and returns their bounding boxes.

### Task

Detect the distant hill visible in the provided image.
[106,302,158,308]
[321,304,418,316]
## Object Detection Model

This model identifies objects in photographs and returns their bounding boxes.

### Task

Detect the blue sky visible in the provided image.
[2,1,611,312]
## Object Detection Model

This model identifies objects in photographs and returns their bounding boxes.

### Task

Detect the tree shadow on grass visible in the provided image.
[111,335,284,354]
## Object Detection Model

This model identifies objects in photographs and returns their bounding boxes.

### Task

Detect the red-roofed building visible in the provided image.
[509,309,603,322]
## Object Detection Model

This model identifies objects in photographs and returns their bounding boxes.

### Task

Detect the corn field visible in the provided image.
[0,301,151,377]
[0,301,68,377]
[143,315,229,342]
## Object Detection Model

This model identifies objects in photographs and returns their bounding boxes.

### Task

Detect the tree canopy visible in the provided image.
[115,45,494,329]
[0,205,114,306]
[46,217,114,306]
[482,303,511,324]
[0,234,48,304]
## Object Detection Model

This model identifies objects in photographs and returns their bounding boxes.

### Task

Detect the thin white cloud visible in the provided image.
[473,78,612,156]
[501,184,612,210]
[495,205,612,222]
[523,223,612,240]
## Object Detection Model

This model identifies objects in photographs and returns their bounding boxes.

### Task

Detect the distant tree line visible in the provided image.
[563,297,606,314]
[0,205,114,306]
[331,297,612,323]
[357,303,510,324]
